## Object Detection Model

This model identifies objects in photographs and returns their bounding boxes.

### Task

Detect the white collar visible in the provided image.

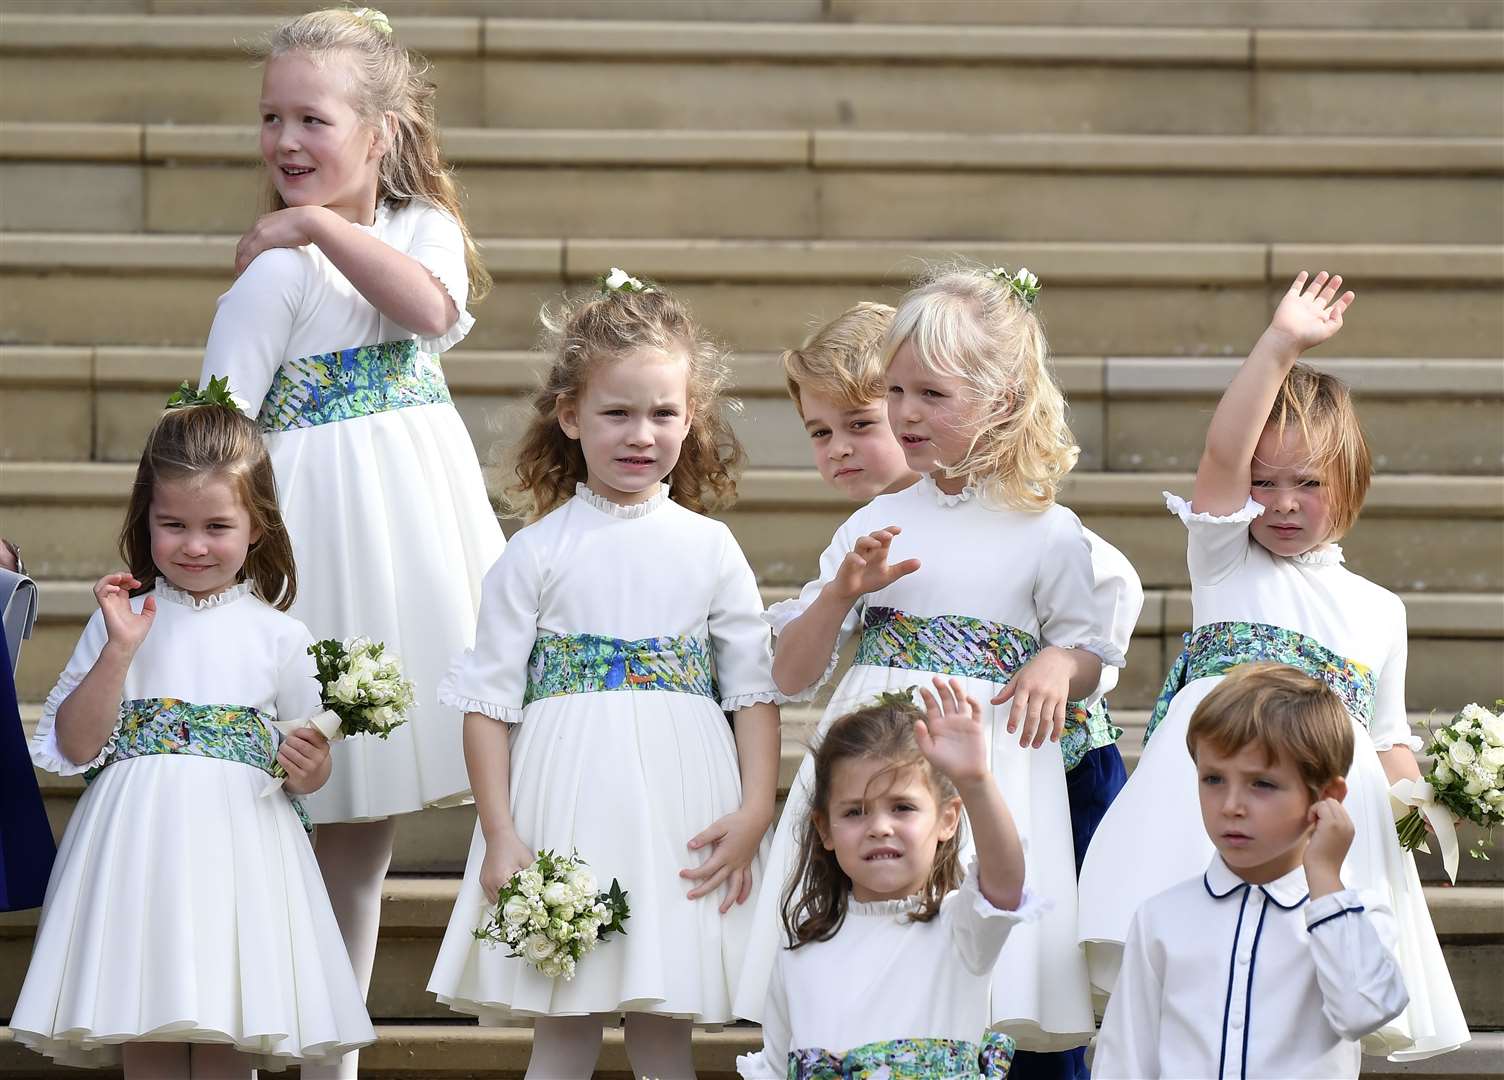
[154,579,254,611]
[1203,854,1309,909]
[574,482,671,519]
[1289,543,1345,567]
[921,473,978,508]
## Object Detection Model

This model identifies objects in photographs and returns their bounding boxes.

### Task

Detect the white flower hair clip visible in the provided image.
[352,7,393,36]
[985,265,1041,307]
[597,267,656,296]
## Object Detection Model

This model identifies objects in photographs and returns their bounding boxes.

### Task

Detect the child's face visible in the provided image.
[558,347,693,506]
[799,387,916,501]
[259,50,384,223]
[817,757,961,903]
[1195,738,1334,884]
[150,476,260,601]
[1249,425,1335,557]
[885,341,978,482]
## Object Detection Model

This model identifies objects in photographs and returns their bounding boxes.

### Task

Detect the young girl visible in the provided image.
[197,11,504,1071]
[1077,272,1468,1059]
[10,401,374,1077]
[425,276,782,1079]
[736,266,1121,1054]
[738,679,1039,1079]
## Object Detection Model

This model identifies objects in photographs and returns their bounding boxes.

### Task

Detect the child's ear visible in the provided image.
[247,522,263,548]
[1317,775,1348,804]
[814,812,834,851]
[556,394,581,440]
[370,112,397,161]
[936,795,963,842]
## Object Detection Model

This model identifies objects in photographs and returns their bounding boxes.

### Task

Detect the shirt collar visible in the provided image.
[1203,854,1310,909]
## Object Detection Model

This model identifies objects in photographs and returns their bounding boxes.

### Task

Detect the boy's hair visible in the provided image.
[782,693,963,949]
[1265,363,1373,541]
[1186,662,1354,799]
[259,8,492,301]
[884,265,1078,512]
[506,286,745,522]
[782,302,896,417]
[121,404,297,611]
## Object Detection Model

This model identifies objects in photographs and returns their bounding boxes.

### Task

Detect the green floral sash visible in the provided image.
[523,632,718,706]
[257,339,451,432]
[855,606,1120,770]
[789,1031,1015,1080]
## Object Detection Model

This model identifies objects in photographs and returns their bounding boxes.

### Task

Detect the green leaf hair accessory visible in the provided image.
[165,375,249,413]
[873,687,919,710]
[597,267,656,296]
[351,7,393,35]
[985,265,1042,307]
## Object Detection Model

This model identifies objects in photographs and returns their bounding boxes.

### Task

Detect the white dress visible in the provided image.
[11,582,374,1069]
[737,867,1044,1080]
[1077,494,1468,1060]
[201,198,504,822]
[734,476,1123,1051]
[426,485,780,1022]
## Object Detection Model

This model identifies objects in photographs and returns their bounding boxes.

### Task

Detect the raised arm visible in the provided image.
[53,574,156,766]
[1193,271,1355,516]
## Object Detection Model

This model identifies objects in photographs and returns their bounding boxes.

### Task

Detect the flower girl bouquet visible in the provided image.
[1392,701,1504,882]
[262,636,414,794]
[474,850,630,980]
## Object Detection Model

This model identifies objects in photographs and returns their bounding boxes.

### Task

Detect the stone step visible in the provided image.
[2,16,1501,136]
[5,346,1500,476]
[2,234,1501,356]
[5,122,1502,243]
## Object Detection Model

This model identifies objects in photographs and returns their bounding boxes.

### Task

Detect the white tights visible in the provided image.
[300,816,399,1080]
[525,1013,696,1080]
[122,1042,253,1079]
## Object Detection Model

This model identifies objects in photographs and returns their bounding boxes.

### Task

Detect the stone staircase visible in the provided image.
[1,1,1501,1076]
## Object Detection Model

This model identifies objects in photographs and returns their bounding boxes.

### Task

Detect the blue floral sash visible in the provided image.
[523,632,718,706]
[257,339,451,433]
[789,1032,1015,1080]
[854,606,1120,770]
[86,697,311,829]
[1144,620,1376,745]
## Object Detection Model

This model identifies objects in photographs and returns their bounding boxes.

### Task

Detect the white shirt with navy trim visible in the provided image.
[1092,855,1409,1079]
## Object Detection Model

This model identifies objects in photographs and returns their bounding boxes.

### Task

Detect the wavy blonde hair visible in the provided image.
[507,286,745,522]
[258,7,491,300]
[884,266,1078,511]
[1264,363,1372,541]
[782,302,896,417]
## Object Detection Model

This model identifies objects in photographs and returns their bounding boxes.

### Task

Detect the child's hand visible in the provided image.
[1303,797,1355,898]
[682,805,772,914]
[93,572,155,656]
[829,526,921,603]
[479,831,535,904]
[277,726,331,795]
[234,206,328,276]
[1263,271,1356,356]
[915,677,988,787]
[991,647,1073,749]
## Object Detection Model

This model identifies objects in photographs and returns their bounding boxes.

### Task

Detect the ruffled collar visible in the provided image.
[155,580,253,610]
[921,474,977,508]
[574,482,671,519]
[847,890,925,918]
[1290,543,1345,567]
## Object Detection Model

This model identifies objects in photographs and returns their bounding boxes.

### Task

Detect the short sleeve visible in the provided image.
[31,610,114,775]
[735,949,792,1080]
[1081,528,1144,704]
[708,526,782,711]
[1035,508,1124,667]
[275,618,323,726]
[765,512,868,701]
[437,535,540,723]
[200,246,308,415]
[1164,490,1264,587]
[405,202,474,354]
[944,861,1046,975]
[1369,596,1420,753]
[1090,906,1164,1079]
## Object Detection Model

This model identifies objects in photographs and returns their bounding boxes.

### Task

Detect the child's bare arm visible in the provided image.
[55,573,156,765]
[464,712,532,902]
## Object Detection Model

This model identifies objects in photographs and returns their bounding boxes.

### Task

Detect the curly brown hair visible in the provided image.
[782,693,964,950]
[506,285,746,522]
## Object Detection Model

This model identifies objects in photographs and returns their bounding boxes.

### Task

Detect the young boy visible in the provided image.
[1092,662,1409,1079]
[781,302,1143,1080]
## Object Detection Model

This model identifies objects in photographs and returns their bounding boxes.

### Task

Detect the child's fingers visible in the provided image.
[1288,270,1309,293]
[1006,688,1027,734]
[686,818,728,852]
[1050,698,1067,742]
[1317,273,1343,305]
[918,686,940,718]
[685,862,731,901]
[1304,270,1330,299]
[913,717,933,755]
[990,682,1015,707]
[1028,694,1048,748]
[1329,290,1356,319]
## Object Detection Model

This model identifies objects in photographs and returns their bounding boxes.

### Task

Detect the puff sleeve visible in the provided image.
[438,532,541,724]
[405,202,474,354]
[707,524,782,711]
[1035,507,1124,667]
[31,609,115,776]
[1369,595,1421,753]
[200,246,308,415]
[1165,490,1264,588]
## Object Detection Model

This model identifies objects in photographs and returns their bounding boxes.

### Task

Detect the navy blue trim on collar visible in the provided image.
[1258,884,1310,910]
[1205,870,1250,900]
[1308,904,1364,932]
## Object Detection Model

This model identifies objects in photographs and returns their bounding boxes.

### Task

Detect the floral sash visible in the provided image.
[789,1031,1016,1080]
[855,606,1120,770]
[257,338,451,432]
[1144,620,1376,745]
[524,632,718,706]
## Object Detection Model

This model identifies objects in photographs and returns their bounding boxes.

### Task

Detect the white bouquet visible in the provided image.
[1393,700,1504,882]
[473,850,630,980]
[262,636,415,794]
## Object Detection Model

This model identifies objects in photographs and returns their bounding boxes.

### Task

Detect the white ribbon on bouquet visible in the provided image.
[1390,777,1461,884]
[260,709,344,797]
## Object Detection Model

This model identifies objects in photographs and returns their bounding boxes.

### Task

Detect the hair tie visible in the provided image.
[984,265,1041,307]
[597,267,656,296]
[166,375,248,413]
[351,7,393,36]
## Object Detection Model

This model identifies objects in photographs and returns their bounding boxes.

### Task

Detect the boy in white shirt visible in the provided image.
[1093,661,1410,1079]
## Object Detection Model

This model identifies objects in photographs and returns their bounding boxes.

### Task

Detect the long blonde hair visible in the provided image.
[507,285,745,522]
[884,266,1077,511]
[258,7,491,301]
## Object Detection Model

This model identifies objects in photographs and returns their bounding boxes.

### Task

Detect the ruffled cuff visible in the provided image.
[1371,732,1425,754]
[31,675,117,776]
[437,659,523,724]
[414,304,474,355]
[776,648,843,703]
[958,861,1050,926]
[1163,491,1264,526]
[762,596,807,637]
[734,1051,783,1080]
[721,688,788,712]
[1062,638,1126,670]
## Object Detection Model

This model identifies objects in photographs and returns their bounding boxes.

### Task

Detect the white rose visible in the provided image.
[1481,746,1504,769]
[502,895,530,927]
[1433,762,1455,785]
[517,869,544,897]
[554,904,576,922]
[542,881,573,908]
[1448,740,1478,767]
[330,670,363,703]
[567,868,597,897]
[604,267,632,290]
[521,933,556,963]
[1480,715,1504,747]
[1460,703,1492,724]
[1487,789,1504,804]
[1464,774,1486,796]
[1455,718,1476,734]
[367,704,398,728]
